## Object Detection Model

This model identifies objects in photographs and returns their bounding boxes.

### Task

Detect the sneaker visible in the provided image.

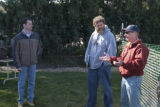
[27,102,35,106]
[18,103,23,107]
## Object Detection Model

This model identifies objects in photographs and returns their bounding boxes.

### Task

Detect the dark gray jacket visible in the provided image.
[12,31,43,68]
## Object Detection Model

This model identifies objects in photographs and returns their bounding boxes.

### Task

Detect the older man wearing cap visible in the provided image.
[100,25,149,107]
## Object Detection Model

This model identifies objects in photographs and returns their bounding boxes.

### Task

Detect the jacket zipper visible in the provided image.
[29,37,32,65]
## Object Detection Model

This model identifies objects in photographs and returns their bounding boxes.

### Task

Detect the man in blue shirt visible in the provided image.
[85,16,117,107]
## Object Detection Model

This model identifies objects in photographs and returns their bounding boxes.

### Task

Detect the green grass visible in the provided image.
[0,72,121,107]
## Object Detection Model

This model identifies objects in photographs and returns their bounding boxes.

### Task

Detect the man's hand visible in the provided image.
[113,58,123,66]
[99,52,111,62]
[17,68,22,72]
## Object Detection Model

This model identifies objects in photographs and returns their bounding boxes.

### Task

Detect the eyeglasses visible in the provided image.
[125,31,134,34]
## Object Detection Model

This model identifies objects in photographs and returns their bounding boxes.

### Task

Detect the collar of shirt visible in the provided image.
[127,38,141,48]
[22,29,32,38]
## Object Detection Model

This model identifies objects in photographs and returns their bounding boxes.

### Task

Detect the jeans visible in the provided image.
[86,64,112,107]
[121,76,142,107]
[18,64,36,103]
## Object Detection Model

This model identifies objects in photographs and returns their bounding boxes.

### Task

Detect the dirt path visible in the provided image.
[0,66,119,72]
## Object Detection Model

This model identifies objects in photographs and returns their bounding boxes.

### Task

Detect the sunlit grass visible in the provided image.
[0,72,121,107]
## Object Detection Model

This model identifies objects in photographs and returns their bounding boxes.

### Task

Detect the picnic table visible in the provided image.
[0,59,17,85]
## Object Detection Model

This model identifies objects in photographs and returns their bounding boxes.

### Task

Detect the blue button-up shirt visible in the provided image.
[22,29,32,38]
[85,25,117,69]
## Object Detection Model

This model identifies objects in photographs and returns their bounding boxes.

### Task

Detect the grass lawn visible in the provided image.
[0,72,121,107]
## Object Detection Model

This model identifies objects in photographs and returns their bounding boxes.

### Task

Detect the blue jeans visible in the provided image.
[86,64,112,107]
[18,64,36,103]
[121,76,142,107]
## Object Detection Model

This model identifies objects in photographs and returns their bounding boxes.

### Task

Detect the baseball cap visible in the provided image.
[123,25,140,33]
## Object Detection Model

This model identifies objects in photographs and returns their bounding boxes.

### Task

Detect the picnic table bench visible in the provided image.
[0,59,17,85]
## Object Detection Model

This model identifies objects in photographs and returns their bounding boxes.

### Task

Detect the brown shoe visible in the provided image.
[18,103,23,107]
[27,102,35,106]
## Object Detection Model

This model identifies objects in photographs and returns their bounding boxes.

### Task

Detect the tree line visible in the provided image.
[0,0,159,63]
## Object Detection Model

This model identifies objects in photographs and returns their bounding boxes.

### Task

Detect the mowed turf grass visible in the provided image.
[0,71,121,107]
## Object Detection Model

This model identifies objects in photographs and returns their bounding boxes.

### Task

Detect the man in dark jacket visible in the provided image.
[12,17,43,107]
